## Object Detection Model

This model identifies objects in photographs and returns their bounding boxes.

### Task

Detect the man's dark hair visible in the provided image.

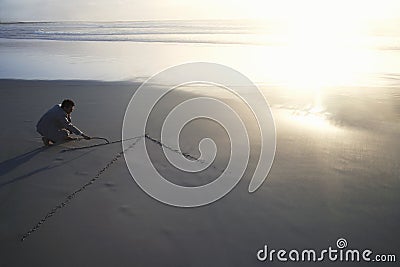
[61,99,75,109]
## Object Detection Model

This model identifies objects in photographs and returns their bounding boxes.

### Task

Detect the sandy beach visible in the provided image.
[0,79,399,266]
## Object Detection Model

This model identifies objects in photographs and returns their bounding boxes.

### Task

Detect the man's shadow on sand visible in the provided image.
[0,146,93,189]
[0,147,46,177]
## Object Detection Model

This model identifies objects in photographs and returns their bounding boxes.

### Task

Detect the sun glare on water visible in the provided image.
[261,1,376,91]
[246,0,394,129]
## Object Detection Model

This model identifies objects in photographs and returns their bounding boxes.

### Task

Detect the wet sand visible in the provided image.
[0,79,399,266]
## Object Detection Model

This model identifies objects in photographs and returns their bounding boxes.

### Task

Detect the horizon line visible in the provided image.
[0,18,275,24]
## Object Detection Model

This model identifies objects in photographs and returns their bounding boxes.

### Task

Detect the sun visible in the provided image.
[251,0,379,92]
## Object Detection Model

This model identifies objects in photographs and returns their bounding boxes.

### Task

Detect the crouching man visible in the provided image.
[37,99,91,146]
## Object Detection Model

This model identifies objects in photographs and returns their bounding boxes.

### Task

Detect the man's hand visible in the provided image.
[82,134,91,140]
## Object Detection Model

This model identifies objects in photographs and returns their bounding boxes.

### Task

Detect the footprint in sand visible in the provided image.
[119,205,135,216]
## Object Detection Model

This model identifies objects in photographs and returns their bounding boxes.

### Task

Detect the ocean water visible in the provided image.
[0,20,272,44]
[0,20,399,135]
[0,20,399,85]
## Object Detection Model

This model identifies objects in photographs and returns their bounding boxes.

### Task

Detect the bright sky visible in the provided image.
[1,0,400,22]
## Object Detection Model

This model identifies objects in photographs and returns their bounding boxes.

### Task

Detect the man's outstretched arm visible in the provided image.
[61,116,83,136]
[59,112,91,140]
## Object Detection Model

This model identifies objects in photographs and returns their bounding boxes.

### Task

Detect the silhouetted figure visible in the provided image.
[36,99,91,146]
